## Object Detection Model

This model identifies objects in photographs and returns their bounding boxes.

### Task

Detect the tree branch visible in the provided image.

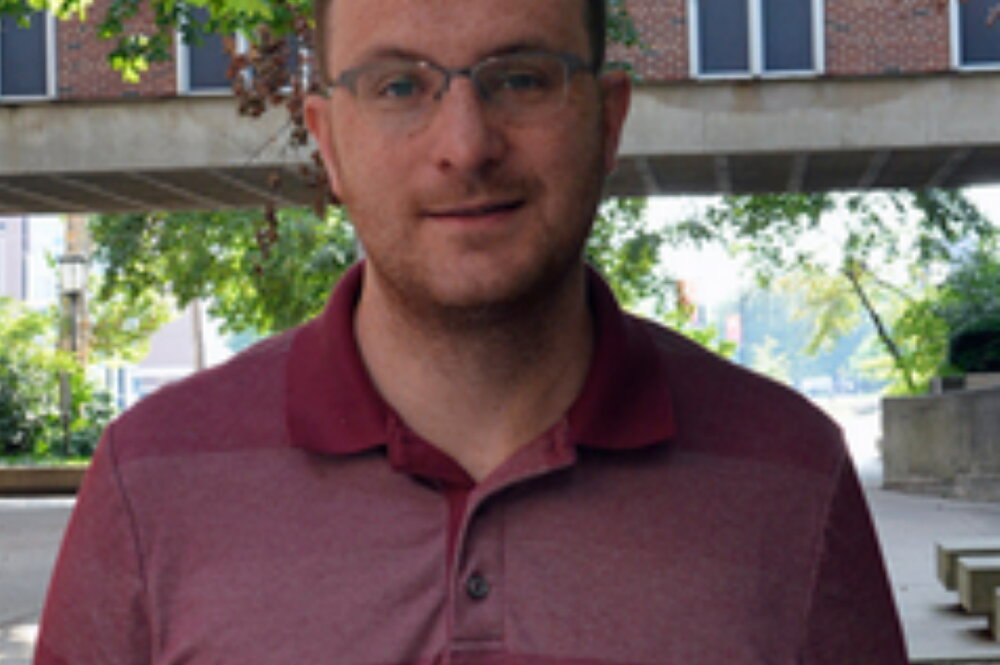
[843,264,918,393]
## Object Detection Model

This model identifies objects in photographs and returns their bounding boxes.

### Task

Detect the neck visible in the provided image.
[355,263,594,481]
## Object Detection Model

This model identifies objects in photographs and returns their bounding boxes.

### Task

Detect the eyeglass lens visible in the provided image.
[350,53,575,131]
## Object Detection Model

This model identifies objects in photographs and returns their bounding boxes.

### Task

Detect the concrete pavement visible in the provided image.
[872,487,1000,663]
[0,498,72,665]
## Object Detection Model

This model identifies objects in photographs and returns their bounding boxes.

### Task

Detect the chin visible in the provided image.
[420,257,582,325]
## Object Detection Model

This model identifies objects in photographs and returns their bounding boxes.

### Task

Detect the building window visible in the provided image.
[0,11,55,98]
[690,0,824,77]
[178,7,242,93]
[952,0,1000,69]
[284,32,311,89]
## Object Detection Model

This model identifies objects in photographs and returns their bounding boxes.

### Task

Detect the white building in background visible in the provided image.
[119,306,234,407]
[0,215,62,305]
[0,215,231,411]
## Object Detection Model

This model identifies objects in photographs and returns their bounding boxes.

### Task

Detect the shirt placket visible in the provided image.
[449,493,506,659]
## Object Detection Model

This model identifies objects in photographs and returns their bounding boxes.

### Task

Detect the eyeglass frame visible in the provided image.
[319,49,599,118]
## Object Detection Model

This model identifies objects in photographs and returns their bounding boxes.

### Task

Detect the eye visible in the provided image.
[500,69,549,91]
[480,57,562,99]
[356,63,432,106]
[375,73,423,99]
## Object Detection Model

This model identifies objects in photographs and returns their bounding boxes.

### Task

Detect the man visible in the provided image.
[35,0,907,662]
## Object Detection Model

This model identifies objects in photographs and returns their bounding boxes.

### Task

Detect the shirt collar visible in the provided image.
[285,261,676,458]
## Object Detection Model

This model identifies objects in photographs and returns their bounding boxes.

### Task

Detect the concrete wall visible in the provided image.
[621,74,1000,158]
[0,97,298,174]
[883,385,1000,501]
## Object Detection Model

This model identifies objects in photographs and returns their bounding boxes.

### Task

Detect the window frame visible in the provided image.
[688,0,826,79]
[176,14,249,95]
[950,0,1000,71]
[281,33,313,93]
[0,11,57,101]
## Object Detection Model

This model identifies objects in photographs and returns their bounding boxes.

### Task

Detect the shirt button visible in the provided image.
[466,573,490,600]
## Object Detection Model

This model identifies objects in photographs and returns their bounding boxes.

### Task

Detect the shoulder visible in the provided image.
[632,315,845,475]
[107,328,299,462]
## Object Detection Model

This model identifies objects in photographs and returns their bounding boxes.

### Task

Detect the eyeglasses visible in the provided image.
[323,50,596,133]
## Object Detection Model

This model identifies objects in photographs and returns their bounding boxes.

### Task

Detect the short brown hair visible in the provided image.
[312,0,607,81]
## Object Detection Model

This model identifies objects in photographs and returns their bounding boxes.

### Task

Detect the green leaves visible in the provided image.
[587,198,736,358]
[0,299,111,459]
[607,0,641,50]
[0,0,90,22]
[587,198,665,312]
[935,246,1000,372]
[669,189,999,394]
[90,207,358,337]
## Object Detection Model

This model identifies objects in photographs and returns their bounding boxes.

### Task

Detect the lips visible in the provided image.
[424,198,524,219]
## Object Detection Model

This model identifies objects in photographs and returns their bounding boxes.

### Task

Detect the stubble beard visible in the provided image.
[371,217,593,338]
[366,167,603,340]
[345,108,610,340]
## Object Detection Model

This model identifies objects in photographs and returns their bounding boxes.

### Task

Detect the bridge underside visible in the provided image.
[0,165,321,214]
[612,147,1000,196]
[2,75,999,214]
[2,147,998,215]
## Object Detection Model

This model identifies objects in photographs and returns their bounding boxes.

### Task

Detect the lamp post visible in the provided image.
[58,252,88,456]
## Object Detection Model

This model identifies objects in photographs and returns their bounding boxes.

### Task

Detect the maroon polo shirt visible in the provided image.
[285,264,678,558]
[35,263,907,665]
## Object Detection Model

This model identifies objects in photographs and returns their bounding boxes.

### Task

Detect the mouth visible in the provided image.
[424,198,525,220]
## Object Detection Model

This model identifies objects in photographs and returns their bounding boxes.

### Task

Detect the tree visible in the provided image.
[935,245,1000,372]
[0,299,56,456]
[750,335,793,384]
[587,197,669,312]
[89,198,735,361]
[587,198,736,357]
[672,189,997,394]
[91,206,359,336]
[86,277,173,365]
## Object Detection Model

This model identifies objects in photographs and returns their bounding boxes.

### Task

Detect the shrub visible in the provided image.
[0,298,113,461]
[939,250,1000,375]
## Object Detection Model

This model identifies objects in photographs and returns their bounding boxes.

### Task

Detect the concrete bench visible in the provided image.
[0,466,86,495]
[957,556,1000,614]
[936,538,1000,590]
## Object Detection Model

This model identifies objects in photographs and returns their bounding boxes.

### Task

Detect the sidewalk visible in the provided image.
[2,478,1000,663]
[869,487,1000,663]
[0,498,71,665]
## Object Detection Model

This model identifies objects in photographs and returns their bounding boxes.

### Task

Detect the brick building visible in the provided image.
[3,0,999,103]
[1,0,999,204]
[1,0,232,101]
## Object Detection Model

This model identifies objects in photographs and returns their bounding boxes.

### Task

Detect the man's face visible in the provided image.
[305,0,630,318]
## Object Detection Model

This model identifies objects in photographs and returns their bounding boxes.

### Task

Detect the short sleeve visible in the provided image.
[799,459,908,664]
[34,426,152,665]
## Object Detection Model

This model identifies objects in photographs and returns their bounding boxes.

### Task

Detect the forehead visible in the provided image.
[326,0,589,67]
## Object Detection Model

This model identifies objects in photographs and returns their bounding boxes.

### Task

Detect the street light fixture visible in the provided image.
[59,253,89,299]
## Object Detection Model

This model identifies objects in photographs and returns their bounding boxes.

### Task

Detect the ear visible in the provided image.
[598,70,632,176]
[304,93,344,202]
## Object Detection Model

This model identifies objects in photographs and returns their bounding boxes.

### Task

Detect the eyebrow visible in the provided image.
[349,39,564,69]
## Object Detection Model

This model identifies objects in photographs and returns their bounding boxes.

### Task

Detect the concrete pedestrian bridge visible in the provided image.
[2,73,1000,213]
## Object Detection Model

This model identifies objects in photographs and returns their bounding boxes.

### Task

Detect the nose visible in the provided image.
[425,76,507,176]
